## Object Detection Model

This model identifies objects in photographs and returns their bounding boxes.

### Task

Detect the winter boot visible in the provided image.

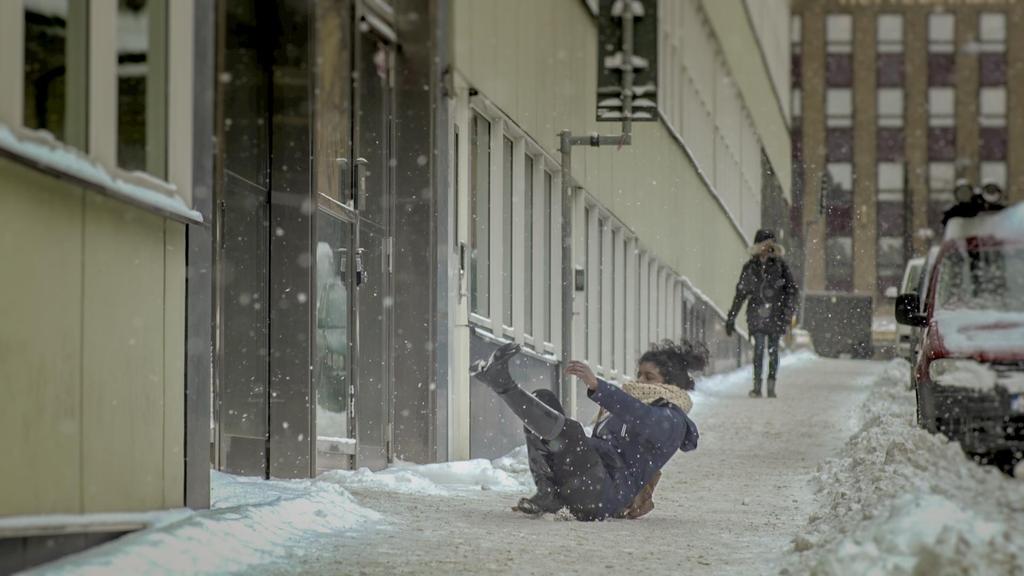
[749,380,762,398]
[514,424,564,515]
[512,474,562,515]
[767,379,777,398]
[472,343,566,440]
[622,470,662,519]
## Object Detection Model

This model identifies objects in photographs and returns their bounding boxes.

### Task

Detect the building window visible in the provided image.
[877,162,906,293]
[980,161,1007,189]
[979,86,1006,127]
[826,128,853,162]
[117,0,168,176]
[877,14,903,53]
[928,13,955,87]
[826,88,853,127]
[928,87,955,161]
[826,14,853,87]
[877,127,904,162]
[469,114,491,318]
[523,155,534,340]
[23,0,89,149]
[824,161,853,294]
[979,12,1007,86]
[928,87,955,126]
[502,136,514,328]
[877,88,903,128]
[543,170,553,344]
[584,207,591,359]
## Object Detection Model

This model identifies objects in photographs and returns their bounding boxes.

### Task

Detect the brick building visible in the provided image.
[790,0,1024,308]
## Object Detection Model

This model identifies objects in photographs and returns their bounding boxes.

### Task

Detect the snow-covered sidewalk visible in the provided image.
[36,354,889,575]
[780,360,1024,575]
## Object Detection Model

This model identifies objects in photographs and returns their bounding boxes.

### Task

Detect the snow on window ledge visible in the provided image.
[0,124,203,225]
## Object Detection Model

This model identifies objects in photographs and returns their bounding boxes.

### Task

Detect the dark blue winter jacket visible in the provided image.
[587,379,699,516]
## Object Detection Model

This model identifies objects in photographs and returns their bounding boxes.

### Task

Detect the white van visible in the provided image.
[895,256,926,362]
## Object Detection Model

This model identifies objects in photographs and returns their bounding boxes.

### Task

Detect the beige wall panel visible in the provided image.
[701,0,792,198]
[453,0,754,315]
[167,0,195,203]
[0,161,84,516]
[162,222,186,507]
[82,195,166,513]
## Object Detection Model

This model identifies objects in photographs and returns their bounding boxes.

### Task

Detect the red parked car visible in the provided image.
[896,200,1024,472]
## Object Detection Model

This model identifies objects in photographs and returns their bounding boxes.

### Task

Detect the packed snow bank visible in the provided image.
[780,359,1024,576]
[34,472,380,575]
[320,446,534,496]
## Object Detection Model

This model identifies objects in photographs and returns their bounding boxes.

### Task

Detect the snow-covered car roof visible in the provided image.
[943,202,1024,243]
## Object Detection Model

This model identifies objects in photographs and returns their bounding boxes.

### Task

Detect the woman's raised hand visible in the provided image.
[565,360,599,391]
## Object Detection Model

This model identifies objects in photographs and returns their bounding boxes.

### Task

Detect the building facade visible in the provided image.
[791,0,1024,308]
[2,3,790,564]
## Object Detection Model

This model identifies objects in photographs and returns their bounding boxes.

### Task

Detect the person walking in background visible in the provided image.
[725,229,798,398]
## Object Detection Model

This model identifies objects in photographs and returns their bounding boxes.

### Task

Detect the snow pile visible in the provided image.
[781,359,1024,576]
[320,447,533,496]
[35,472,380,575]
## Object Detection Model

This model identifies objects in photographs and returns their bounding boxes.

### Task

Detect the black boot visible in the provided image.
[749,379,762,398]
[513,437,563,515]
[767,379,777,398]
[472,343,566,440]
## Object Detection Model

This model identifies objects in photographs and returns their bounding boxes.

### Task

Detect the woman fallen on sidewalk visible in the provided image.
[472,340,703,521]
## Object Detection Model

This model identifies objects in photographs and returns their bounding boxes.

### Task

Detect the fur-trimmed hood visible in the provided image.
[750,238,786,258]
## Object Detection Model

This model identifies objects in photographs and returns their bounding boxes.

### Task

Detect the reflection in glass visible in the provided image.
[23,0,88,147]
[315,216,351,441]
[117,0,167,175]
[470,114,491,317]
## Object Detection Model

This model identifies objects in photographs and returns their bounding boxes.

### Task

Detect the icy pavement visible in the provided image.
[270,353,878,576]
[781,360,1024,575]
[38,355,952,576]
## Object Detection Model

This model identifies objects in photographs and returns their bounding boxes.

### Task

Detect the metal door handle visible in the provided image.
[354,157,369,209]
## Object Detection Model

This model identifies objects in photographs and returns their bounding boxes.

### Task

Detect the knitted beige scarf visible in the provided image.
[593,380,693,426]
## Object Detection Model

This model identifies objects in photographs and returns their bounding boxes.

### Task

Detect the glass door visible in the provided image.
[312,0,357,473]
[352,22,395,471]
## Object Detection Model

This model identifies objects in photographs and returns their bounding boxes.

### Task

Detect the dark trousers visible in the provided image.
[753,333,780,384]
[525,389,610,520]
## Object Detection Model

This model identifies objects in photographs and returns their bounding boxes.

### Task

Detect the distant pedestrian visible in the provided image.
[725,229,798,398]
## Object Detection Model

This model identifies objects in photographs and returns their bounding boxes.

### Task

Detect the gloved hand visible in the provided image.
[725,319,735,337]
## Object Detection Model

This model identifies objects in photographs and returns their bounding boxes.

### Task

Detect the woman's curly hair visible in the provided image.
[638,339,709,391]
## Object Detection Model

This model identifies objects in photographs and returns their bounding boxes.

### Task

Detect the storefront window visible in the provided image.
[23,0,88,148]
[117,0,168,176]
[470,114,491,318]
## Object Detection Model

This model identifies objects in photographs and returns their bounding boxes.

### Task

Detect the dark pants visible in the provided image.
[525,389,610,521]
[753,333,780,384]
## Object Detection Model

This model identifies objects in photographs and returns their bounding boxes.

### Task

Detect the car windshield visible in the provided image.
[935,242,1024,312]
